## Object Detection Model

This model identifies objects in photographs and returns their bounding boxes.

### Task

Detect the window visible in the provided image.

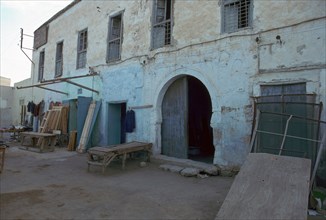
[77,29,87,69]
[38,50,45,82]
[55,41,63,77]
[152,0,172,49]
[107,14,123,62]
[222,0,252,33]
[261,83,306,97]
[34,25,48,49]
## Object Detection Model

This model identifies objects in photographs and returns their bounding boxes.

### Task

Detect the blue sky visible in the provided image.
[0,0,73,86]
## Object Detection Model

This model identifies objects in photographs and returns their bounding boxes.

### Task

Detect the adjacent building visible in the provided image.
[0,76,14,128]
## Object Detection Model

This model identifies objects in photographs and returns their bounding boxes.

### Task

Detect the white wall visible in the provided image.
[0,86,14,127]
[28,0,326,168]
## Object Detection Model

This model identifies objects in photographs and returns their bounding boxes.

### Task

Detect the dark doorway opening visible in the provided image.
[188,77,214,163]
[161,76,214,163]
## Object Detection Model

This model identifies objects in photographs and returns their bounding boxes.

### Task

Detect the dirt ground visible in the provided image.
[0,143,233,220]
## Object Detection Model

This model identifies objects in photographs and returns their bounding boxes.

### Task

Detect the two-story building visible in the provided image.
[15,0,326,169]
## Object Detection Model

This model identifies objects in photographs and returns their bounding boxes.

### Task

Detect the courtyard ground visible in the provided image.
[0,143,233,220]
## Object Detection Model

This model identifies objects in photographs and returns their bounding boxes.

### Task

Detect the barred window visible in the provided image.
[38,50,45,82]
[152,0,172,49]
[222,0,252,33]
[77,29,87,69]
[55,41,63,77]
[107,14,123,62]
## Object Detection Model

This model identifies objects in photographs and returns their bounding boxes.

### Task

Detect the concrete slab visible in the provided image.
[216,153,311,220]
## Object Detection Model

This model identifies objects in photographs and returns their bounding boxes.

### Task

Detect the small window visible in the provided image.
[261,83,306,96]
[222,0,252,33]
[152,0,172,49]
[107,14,123,62]
[55,41,63,77]
[77,29,87,69]
[38,50,45,82]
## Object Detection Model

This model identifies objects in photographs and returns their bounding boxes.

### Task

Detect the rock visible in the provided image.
[139,162,147,167]
[197,173,209,179]
[159,164,184,173]
[203,166,220,176]
[180,168,200,177]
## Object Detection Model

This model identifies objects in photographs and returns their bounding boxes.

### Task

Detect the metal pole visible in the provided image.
[20,28,34,64]
[310,134,326,191]
[279,115,293,155]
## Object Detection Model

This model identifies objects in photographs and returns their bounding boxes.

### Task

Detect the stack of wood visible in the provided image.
[39,106,69,134]
[37,106,69,147]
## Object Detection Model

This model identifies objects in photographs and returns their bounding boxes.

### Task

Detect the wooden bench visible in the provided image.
[87,141,152,173]
[20,132,57,153]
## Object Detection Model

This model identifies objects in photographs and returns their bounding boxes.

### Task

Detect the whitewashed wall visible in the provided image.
[26,0,326,168]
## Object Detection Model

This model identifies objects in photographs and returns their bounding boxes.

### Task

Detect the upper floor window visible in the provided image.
[38,50,45,82]
[222,0,252,33]
[152,0,172,49]
[55,41,63,77]
[107,13,123,62]
[77,29,87,69]
[34,25,48,49]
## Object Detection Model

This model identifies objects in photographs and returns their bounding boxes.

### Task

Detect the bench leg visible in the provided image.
[50,137,56,151]
[122,153,127,169]
[21,136,28,150]
[146,150,151,162]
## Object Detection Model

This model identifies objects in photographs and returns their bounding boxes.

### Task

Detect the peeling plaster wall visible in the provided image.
[27,0,326,168]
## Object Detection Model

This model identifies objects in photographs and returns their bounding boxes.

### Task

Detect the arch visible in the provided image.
[153,67,218,162]
[154,67,219,123]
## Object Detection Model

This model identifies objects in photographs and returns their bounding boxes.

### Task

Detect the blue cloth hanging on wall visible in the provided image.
[125,110,135,133]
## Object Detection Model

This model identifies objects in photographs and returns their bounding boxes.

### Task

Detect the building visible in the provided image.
[0,76,14,128]
[16,0,326,169]
[0,76,11,87]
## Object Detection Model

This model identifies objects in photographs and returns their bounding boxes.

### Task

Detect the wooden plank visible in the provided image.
[216,153,311,220]
[61,106,69,134]
[67,130,77,151]
[77,102,96,153]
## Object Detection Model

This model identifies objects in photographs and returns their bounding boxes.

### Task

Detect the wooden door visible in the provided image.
[162,77,188,158]
[108,103,122,145]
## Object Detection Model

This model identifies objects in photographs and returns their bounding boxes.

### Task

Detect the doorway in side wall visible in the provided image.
[107,102,126,145]
[161,76,214,163]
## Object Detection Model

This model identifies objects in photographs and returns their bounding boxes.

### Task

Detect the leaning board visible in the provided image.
[216,153,311,220]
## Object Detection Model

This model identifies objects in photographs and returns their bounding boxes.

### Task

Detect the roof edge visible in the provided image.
[34,0,81,33]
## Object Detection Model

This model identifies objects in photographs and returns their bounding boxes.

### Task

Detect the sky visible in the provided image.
[0,0,73,86]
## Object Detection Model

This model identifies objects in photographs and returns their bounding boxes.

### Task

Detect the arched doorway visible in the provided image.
[161,76,214,163]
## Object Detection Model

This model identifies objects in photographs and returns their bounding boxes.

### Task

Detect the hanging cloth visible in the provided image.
[125,110,136,133]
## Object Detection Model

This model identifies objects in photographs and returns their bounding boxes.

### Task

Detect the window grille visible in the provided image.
[55,41,63,77]
[77,29,87,69]
[38,50,45,82]
[222,0,252,33]
[152,0,172,49]
[107,14,122,62]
